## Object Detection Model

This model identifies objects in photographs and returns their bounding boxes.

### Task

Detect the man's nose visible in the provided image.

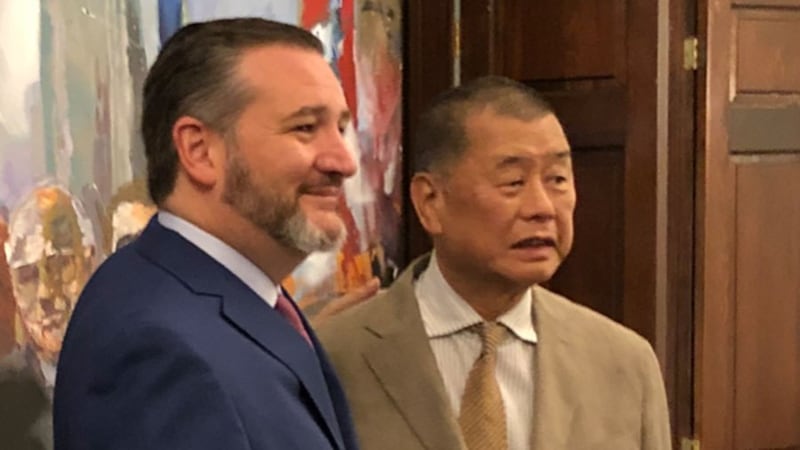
[317,128,358,178]
[520,179,556,221]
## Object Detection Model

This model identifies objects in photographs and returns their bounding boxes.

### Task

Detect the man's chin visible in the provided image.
[305,209,345,228]
[308,217,347,246]
[315,228,346,252]
[504,264,560,287]
[287,224,346,254]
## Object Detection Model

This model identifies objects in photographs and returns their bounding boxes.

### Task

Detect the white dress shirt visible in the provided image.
[158,211,280,307]
[415,254,537,450]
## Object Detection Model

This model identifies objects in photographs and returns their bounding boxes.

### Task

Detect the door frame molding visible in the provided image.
[665,0,699,444]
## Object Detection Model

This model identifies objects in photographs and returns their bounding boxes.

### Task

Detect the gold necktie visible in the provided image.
[459,322,508,450]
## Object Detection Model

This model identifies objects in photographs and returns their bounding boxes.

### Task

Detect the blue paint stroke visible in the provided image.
[158,0,183,44]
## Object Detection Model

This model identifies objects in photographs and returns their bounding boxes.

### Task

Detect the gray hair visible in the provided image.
[413,76,555,174]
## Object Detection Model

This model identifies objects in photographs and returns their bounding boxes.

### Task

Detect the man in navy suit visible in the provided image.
[54,18,360,450]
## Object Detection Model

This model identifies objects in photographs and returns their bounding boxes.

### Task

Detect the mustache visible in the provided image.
[298,175,345,193]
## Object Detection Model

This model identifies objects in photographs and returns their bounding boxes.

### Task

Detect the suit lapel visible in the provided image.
[362,258,466,450]
[134,218,344,450]
[531,286,579,450]
[220,292,344,450]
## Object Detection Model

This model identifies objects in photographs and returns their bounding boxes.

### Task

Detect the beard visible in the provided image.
[221,144,346,254]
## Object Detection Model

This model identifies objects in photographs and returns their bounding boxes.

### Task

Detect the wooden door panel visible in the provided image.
[548,149,624,321]
[730,6,800,153]
[734,160,800,448]
[538,83,626,149]
[734,9,800,93]
[698,0,800,447]
[495,0,626,82]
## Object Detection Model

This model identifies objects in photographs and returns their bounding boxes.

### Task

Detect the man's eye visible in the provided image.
[508,179,524,187]
[293,123,317,133]
[552,175,569,184]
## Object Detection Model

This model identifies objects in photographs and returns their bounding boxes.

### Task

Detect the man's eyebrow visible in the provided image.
[493,150,572,169]
[284,105,326,121]
[553,150,572,159]
[283,105,351,123]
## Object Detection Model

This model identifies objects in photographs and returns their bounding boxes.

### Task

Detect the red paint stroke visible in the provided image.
[302,0,365,289]
[300,0,329,29]
[338,0,358,126]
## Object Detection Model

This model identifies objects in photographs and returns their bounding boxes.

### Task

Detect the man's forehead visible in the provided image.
[464,126,571,162]
[465,108,563,132]
[238,45,341,89]
[237,47,348,116]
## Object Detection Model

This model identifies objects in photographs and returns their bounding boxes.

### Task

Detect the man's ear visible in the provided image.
[410,172,444,236]
[172,116,223,189]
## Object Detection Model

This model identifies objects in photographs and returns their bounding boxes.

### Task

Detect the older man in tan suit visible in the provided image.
[317,76,671,450]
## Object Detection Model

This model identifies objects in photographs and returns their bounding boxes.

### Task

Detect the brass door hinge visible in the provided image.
[681,437,700,450]
[683,36,699,71]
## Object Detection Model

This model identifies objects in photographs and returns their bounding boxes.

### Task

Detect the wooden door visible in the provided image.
[696,0,800,448]
[405,1,697,446]
[410,0,661,346]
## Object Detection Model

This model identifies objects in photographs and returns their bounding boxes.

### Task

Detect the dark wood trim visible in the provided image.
[695,0,737,447]
[667,0,698,445]
[460,0,497,81]
[623,0,660,346]
[402,0,453,262]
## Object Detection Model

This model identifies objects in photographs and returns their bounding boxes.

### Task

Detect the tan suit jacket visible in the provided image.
[317,255,671,450]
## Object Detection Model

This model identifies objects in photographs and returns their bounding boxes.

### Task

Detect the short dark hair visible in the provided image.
[142,18,323,205]
[413,76,555,174]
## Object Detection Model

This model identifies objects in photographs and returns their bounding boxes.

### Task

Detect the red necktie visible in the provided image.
[275,292,313,347]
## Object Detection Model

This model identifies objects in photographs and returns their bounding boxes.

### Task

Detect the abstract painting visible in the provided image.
[0,0,403,393]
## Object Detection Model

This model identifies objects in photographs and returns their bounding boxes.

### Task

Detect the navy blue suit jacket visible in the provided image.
[54,218,359,450]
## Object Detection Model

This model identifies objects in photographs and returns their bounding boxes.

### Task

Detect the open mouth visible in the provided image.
[511,236,556,249]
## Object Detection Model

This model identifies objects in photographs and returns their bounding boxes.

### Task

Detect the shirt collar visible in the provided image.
[158,211,280,308]
[415,252,538,344]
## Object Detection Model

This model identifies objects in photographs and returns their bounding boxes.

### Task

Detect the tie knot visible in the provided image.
[274,291,313,347]
[477,322,507,356]
[275,292,291,308]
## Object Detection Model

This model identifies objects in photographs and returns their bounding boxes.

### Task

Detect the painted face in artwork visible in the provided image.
[221,45,357,254]
[6,185,95,363]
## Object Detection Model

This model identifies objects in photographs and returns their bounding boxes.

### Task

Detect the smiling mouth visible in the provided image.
[511,237,556,249]
[299,187,343,212]
[301,185,342,197]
